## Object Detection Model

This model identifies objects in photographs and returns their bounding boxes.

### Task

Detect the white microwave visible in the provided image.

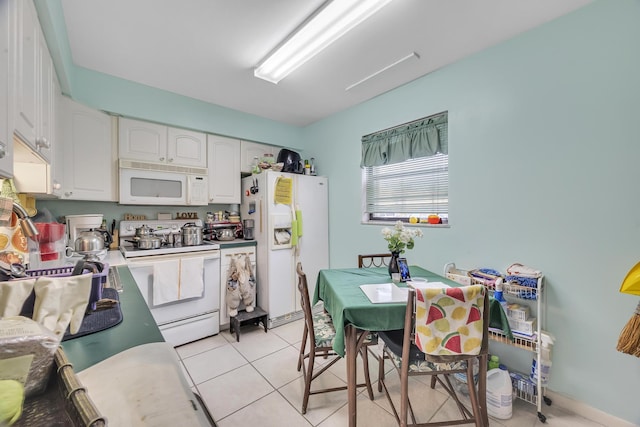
[119,159,209,206]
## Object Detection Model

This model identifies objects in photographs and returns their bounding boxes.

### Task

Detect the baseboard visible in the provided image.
[547,390,637,427]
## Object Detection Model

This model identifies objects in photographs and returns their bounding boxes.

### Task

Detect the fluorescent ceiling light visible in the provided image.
[254,0,393,84]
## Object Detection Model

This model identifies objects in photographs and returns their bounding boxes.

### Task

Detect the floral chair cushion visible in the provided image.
[414,285,485,356]
[312,310,378,348]
[312,311,337,348]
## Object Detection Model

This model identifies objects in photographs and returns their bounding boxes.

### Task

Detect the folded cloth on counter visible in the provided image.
[506,275,539,289]
[488,297,514,341]
[152,259,180,306]
[77,342,213,427]
[506,263,542,278]
[178,257,204,300]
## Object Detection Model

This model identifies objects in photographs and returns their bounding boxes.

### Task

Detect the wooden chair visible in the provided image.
[296,262,375,414]
[377,285,489,427]
[358,253,392,268]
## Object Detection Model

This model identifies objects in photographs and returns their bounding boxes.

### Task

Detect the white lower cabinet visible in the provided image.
[220,245,257,327]
[207,135,240,204]
[59,97,117,201]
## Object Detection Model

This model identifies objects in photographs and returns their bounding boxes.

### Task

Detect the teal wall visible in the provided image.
[34,0,639,423]
[305,1,640,423]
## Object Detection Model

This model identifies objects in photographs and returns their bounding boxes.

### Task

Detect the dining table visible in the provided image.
[313,266,461,427]
[314,265,510,426]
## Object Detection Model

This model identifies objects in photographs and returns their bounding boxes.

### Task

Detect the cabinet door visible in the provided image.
[118,117,167,163]
[167,127,206,167]
[0,0,13,178]
[14,0,38,148]
[207,135,240,204]
[241,141,277,173]
[35,31,53,163]
[60,97,116,201]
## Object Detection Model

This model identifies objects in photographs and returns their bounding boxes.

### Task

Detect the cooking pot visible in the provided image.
[181,223,203,246]
[137,235,163,249]
[215,228,235,241]
[134,224,154,239]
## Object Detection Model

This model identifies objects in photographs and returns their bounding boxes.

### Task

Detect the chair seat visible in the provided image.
[312,311,337,347]
[379,329,467,372]
[313,310,378,348]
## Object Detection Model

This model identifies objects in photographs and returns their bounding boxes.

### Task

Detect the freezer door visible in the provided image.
[295,175,329,309]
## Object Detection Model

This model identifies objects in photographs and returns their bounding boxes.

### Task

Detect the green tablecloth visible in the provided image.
[313,266,512,356]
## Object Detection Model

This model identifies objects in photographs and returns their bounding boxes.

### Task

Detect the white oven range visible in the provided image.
[120,220,221,346]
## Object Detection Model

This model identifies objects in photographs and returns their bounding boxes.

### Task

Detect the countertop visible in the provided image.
[61,266,164,372]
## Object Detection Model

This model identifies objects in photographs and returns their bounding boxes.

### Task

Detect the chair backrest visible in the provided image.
[358,253,392,268]
[403,285,489,361]
[296,262,315,335]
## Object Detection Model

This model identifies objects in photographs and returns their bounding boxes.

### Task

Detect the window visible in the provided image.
[361,112,448,224]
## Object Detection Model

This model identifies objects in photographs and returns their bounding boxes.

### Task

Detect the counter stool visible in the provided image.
[229,306,268,342]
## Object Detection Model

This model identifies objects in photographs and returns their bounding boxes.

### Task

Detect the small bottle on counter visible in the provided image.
[304,159,310,175]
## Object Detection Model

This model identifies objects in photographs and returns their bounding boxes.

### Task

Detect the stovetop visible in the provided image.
[119,219,220,258]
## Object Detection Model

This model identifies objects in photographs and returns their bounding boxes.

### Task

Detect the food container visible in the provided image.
[215,228,235,241]
[181,223,203,246]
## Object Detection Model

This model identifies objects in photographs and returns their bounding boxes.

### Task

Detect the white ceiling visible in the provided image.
[60,0,591,127]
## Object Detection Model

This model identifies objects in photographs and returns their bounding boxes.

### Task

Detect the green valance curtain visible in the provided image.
[360,112,448,167]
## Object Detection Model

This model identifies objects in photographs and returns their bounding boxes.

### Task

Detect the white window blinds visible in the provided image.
[363,119,448,219]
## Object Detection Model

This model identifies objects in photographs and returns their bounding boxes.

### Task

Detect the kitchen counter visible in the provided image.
[61,265,164,372]
[217,239,257,248]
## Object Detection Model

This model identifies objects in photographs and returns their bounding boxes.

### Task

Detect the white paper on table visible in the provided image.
[77,342,212,426]
[360,283,409,304]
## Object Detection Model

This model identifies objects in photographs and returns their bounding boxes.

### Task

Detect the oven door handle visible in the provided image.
[126,251,220,267]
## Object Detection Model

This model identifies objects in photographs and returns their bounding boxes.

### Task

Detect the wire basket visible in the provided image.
[15,347,107,426]
[20,264,109,315]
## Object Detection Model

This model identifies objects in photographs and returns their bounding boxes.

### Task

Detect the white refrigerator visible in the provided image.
[241,170,329,328]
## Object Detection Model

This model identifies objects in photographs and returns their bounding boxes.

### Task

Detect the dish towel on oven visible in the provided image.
[152,258,205,305]
[179,257,204,300]
[153,260,180,306]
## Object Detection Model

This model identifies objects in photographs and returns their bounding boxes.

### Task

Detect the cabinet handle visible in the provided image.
[159,157,165,161]
[36,137,51,149]
[168,158,174,162]
[65,191,73,197]
[0,142,5,159]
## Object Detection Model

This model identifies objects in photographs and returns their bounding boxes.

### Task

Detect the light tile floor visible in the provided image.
[175,319,605,427]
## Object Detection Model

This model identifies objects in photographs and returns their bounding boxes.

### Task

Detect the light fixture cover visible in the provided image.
[254,0,393,84]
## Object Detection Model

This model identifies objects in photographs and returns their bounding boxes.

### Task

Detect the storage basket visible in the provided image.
[19,263,109,315]
[15,346,107,426]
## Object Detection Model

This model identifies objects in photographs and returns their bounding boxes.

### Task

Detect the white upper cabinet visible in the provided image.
[240,140,278,174]
[207,135,240,204]
[36,30,53,163]
[59,97,117,201]
[118,117,167,163]
[119,117,206,168]
[13,0,54,163]
[14,0,38,149]
[168,127,207,168]
[0,0,13,178]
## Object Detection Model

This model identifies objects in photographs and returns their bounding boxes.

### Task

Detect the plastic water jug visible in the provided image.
[487,365,512,419]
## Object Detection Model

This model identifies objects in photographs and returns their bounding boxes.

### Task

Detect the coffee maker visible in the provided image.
[243,219,254,240]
